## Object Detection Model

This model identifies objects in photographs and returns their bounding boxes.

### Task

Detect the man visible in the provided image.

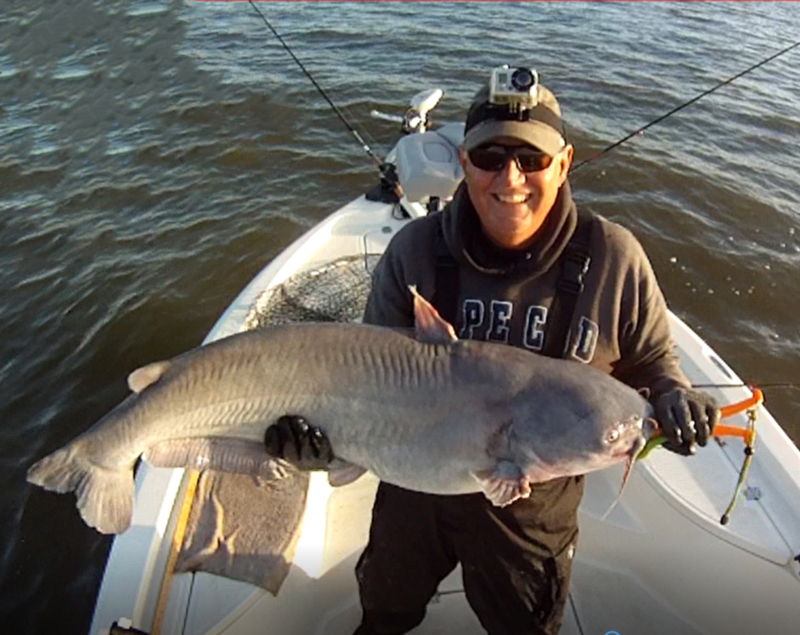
[266,68,719,634]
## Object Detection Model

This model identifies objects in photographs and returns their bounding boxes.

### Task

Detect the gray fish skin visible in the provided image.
[27,321,651,534]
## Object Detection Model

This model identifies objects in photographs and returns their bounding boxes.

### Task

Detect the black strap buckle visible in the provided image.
[557,250,591,295]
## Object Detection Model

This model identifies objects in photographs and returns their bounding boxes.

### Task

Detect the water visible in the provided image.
[1,1,798,632]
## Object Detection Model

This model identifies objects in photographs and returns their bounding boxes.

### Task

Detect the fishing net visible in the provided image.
[242,254,382,328]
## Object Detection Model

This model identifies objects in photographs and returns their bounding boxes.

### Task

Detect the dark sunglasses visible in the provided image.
[467,144,554,173]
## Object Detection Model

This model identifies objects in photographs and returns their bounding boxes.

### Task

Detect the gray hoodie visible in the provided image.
[364,180,689,398]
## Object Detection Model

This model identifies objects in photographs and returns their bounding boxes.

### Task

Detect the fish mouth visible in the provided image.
[641,417,659,441]
[606,435,644,485]
[607,416,648,456]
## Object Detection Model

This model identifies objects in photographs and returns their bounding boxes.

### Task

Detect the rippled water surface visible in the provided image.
[1,2,798,633]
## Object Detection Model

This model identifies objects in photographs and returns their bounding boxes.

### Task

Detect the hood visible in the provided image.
[440,179,578,278]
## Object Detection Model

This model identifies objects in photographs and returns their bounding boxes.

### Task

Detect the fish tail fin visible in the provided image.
[27,447,134,534]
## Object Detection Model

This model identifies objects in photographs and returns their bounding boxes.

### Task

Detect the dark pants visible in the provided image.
[353,478,583,635]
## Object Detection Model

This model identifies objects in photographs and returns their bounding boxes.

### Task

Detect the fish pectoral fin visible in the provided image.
[128,360,171,393]
[144,437,288,480]
[327,459,367,487]
[471,460,531,507]
[408,285,458,344]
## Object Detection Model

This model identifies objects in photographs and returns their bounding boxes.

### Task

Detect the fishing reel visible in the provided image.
[489,65,539,112]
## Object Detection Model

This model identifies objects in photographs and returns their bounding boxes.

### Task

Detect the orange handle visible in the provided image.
[719,388,763,419]
[641,388,763,459]
[714,424,750,439]
[713,387,762,442]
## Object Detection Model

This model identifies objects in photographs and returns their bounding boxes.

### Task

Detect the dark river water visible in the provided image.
[1,2,798,633]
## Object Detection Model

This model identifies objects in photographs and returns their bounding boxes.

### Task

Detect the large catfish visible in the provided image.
[27,287,653,534]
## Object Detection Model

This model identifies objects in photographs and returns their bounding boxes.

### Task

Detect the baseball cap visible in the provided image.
[462,82,566,157]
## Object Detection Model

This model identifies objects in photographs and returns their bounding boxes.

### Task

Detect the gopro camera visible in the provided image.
[489,65,539,112]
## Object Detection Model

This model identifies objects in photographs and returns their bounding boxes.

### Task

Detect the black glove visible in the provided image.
[264,415,334,470]
[654,388,721,456]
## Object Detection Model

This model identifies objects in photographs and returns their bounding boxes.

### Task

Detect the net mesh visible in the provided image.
[242,254,381,329]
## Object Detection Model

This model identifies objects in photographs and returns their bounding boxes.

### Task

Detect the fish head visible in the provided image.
[505,374,654,481]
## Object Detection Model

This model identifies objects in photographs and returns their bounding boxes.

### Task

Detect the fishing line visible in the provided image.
[247,1,384,169]
[570,38,800,174]
[693,382,800,390]
[249,3,798,186]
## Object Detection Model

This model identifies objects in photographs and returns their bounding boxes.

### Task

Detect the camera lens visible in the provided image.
[511,68,534,91]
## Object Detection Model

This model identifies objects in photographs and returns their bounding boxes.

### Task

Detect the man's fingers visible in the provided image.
[265,414,333,469]
[706,401,721,435]
[308,427,324,460]
[689,399,710,447]
[660,407,681,446]
[264,424,283,456]
[675,410,697,454]
[287,416,309,462]
[656,389,720,457]
[668,393,696,454]
[309,427,333,462]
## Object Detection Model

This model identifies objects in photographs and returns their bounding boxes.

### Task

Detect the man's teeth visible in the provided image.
[495,194,529,203]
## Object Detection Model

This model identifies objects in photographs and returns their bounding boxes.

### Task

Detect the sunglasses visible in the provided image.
[467,144,554,173]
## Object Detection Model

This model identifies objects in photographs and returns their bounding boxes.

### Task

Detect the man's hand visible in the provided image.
[264,415,334,470]
[654,388,721,456]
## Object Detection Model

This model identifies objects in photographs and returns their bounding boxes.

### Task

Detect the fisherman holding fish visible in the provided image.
[26,64,723,635]
[266,67,721,635]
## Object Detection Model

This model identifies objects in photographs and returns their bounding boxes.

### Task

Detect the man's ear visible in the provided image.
[458,146,469,173]
[557,144,574,185]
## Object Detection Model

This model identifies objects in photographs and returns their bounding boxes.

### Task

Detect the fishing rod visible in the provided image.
[693,382,800,390]
[249,1,798,186]
[641,386,764,525]
[247,1,384,170]
[568,38,800,470]
[570,38,800,174]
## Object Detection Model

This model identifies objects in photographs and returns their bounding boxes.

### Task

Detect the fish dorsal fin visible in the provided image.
[409,285,458,344]
[128,360,171,394]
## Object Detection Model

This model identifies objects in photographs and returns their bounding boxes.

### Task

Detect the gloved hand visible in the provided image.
[654,388,721,456]
[264,415,334,470]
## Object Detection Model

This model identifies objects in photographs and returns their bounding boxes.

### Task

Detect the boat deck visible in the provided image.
[90,196,800,635]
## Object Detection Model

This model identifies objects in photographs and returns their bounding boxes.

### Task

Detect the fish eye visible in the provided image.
[606,428,620,444]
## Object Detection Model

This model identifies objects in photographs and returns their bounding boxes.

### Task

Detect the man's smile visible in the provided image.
[492,193,531,204]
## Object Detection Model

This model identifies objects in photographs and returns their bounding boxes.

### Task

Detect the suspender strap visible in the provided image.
[542,211,595,359]
[433,210,595,359]
[432,216,460,326]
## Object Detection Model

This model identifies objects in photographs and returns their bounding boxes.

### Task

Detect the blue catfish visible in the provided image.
[27,287,653,534]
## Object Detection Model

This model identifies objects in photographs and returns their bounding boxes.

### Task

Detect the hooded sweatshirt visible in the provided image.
[361,179,690,557]
[364,181,689,399]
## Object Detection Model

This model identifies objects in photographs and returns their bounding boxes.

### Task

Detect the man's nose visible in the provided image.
[498,156,526,184]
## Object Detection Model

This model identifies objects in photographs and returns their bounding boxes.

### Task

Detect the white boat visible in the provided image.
[89,89,800,635]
